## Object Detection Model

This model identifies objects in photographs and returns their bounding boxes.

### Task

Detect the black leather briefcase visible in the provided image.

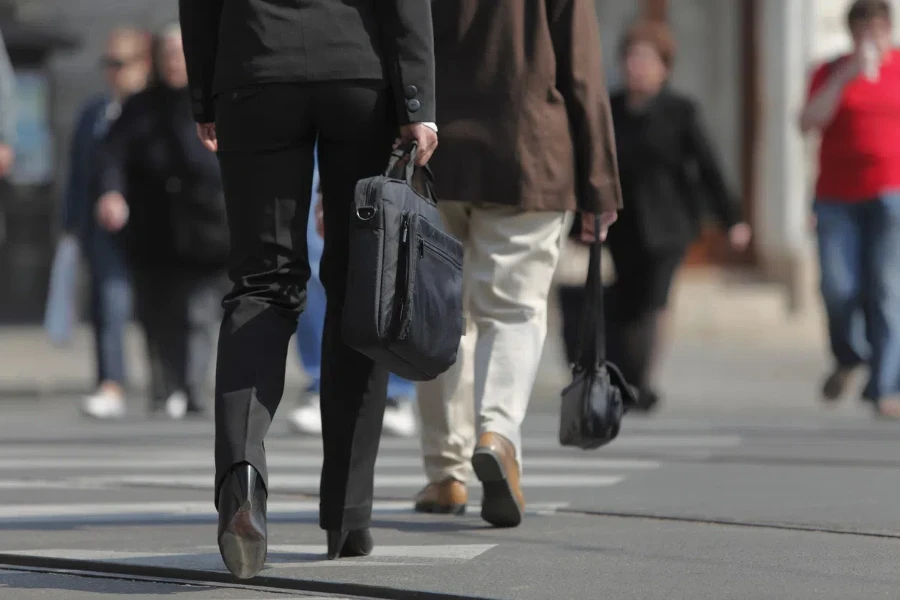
[342,142,464,381]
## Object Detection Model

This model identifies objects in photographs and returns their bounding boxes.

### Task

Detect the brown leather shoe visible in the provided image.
[472,432,524,528]
[413,478,467,515]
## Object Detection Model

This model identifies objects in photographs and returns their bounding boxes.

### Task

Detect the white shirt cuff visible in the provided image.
[421,122,438,133]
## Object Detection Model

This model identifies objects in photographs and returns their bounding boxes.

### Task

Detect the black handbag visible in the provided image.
[559,216,638,450]
[342,142,464,381]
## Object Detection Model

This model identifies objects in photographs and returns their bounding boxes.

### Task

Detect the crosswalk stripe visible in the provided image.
[0,479,97,490]
[0,456,660,471]
[0,433,740,456]
[0,501,568,521]
[9,544,499,568]
[92,473,624,490]
[261,435,740,450]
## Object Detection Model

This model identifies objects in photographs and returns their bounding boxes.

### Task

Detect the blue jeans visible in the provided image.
[815,193,900,401]
[294,160,415,401]
[87,230,132,386]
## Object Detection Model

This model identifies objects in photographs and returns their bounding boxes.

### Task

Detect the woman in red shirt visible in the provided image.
[800,0,900,418]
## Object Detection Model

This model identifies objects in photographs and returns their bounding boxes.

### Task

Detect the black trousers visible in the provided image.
[133,267,227,411]
[558,243,683,392]
[606,243,684,392]
[213,82,394,532]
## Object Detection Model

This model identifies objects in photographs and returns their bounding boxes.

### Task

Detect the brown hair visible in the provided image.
[619,21,677,70]
[847,0,891,27]
[108,26,151,57]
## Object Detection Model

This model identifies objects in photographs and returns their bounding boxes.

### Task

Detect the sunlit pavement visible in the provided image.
[0,378,899,600]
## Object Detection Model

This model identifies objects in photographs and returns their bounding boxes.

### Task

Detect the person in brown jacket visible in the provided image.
[414,0,622,528]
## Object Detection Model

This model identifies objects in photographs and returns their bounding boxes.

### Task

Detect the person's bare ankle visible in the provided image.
[97,381,124,398]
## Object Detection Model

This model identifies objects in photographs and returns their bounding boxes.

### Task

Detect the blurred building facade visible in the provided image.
[0,0,887,323]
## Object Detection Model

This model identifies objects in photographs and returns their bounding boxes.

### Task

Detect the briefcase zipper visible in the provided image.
[397,214,415,341]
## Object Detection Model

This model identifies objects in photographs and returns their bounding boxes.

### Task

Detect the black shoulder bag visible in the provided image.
[559,215,638,449]
[342,142,464,381]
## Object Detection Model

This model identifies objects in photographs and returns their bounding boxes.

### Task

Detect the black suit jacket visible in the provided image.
[179,0,435,126]
[607,88,741,252]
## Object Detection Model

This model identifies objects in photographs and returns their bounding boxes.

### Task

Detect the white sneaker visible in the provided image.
[164,391,189,420]
[81,391,126,420]
[289,395,322,435]
[383,398,417,438]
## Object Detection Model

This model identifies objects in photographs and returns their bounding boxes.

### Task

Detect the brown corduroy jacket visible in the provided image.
[428,0,622,214]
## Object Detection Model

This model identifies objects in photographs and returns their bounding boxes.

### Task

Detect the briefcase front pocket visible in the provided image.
[389,213,464,380]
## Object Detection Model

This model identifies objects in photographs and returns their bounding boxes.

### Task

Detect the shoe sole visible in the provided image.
[218,508,267,580]
[414,501,466,516]
[472,448,523,528]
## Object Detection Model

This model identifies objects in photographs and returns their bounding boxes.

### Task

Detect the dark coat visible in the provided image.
[179,0,435,126]
[428,0,621,213]
[97,85,229,270]
[606,88,741,254]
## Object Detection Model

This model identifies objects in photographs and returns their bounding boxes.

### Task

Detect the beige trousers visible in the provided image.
[416,203,572,484]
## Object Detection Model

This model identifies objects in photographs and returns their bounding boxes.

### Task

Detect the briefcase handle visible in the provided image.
[573,215,606,370]
[386,141,437,203]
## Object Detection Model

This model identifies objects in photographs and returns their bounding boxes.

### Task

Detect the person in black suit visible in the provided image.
[601,21,751,411]
[178,0,438,578]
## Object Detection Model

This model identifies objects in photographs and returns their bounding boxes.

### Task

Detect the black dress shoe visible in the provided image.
[326,528,374,560]
[217,463,267,579]
[632,388,661,413]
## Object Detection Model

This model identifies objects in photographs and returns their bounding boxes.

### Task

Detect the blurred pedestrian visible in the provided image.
[289,154,418,438]
[95,23,230,420]
[800,0,900,418]
[594,21,750,413]
[0,26,15,251]
[0,26,15,178]
[414,0,620,528]
[179,0,437,578]
[66,27,151,420]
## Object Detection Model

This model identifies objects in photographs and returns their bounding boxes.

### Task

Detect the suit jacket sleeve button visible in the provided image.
[406,99,421,113]
[405,85,418,99]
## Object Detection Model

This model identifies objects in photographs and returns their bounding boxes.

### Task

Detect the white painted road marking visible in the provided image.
[0,434,739,455]
[9,544,498,569]
[0,500,569,522]
[0,456,661,471]
[96,473,625,490]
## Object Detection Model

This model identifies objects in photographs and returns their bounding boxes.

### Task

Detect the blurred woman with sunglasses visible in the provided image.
[94,23,230,420]
[64,27,151,420]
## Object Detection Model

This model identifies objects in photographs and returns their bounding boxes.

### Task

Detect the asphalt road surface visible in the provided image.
[0,397,898,599]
